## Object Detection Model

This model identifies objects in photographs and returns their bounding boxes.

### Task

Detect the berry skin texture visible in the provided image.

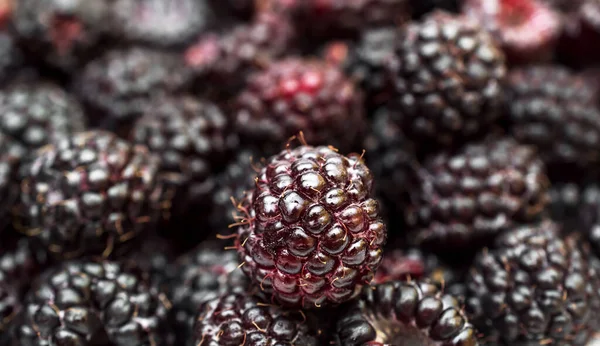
[386,10,507,147]
[466,221,600,345]
[236,145,387,308]
[0,83,86,151]
[130,95,239,227]
[112,0,213,48]
[76,47,191,133]
[334,280,479,345]
[193,292,318,346]
[0,237,49,337]
[12,260,170,346]
[184,11,295,96]
[235,58,365,155]
[16,130,165,260]
[462,0,562,63]
[10,0,112,69]
[407,138,549,251]
[505,66,600,171]
[169,244,249,345]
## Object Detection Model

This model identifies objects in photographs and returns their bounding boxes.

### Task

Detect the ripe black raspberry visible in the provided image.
[184,11,295,96]
[0,237,49,336]
[10,0,112,69]
[75,47,191,134]
[235,58,365,155]
[462,0,562,63]
[210,149,261,234]
[363,108,416,220]
[192,292,318,345]
[505,65,600,172]
[0,83,86,151]
[170,244,248,345]
[466,221,600,345]
[12,260,170,346]
[16,130,164,260]
[323,27,398,108]
[334,280,478,345]
[112,0,213,47]
[386,10,507,147]
[0,133,24,230]
[407,137,549,251]
[236,145,387,308]
[130,95,239,229]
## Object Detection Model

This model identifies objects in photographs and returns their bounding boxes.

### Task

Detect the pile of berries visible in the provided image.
[3,0,600,345]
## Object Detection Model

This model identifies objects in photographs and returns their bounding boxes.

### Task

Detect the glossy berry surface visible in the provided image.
[131,95,238,220]
[466,221,600,345]
[386,10,507,147]
[13,260,170,346]
[235,58,365,154]
[76,47,191,132]
[17,131,164,260]
[505,65,600,171]
[170,244,249,345]
[407,137,549,251]
[0,83,86,151]
[236,145,387,308]
[334,280,479,345]
[193,292,318,346]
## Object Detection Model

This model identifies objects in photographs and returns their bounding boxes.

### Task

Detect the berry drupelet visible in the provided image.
[0,82,86,151]
[235,145,387,308]
[16,130,165,260]
[235,58,365,155]
[193,292,318,346]
[130,95,239,234]
[112,0,213,48]
[76,47,191,135]
[407,137,549,251]
[169,244,248,345]
[462,0,562,63]
[334,280,479,345]
[385,10,507,148]
[0,237,49,337]
[466,221,600,345]
[12,260,171,346]
[10,0,112,70]
[505,65,600,173]
[184,11,295,97]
